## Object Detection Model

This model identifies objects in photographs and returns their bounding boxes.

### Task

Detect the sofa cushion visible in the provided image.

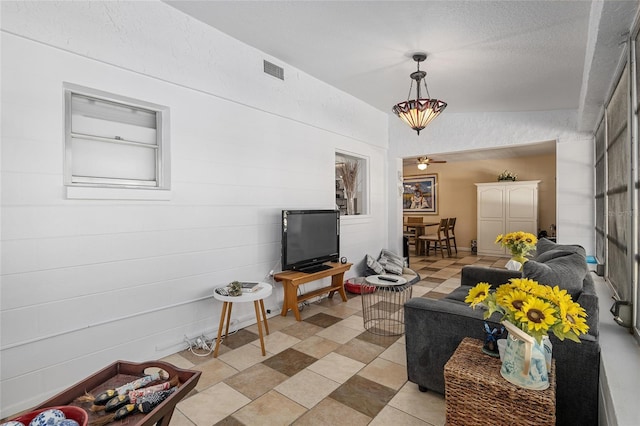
[445,286,472,302]
[365,254,385,275]
[536,238,586,258]
[523,251,588,299]
[377,249,404,275]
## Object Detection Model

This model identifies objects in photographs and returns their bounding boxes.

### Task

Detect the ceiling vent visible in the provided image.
[263,60,284,80]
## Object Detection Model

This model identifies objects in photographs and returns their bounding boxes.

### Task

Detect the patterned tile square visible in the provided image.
[388,382,446,425]
[262,348,317,376]
[221,329,259,350]
[280,320,324,340]
[191,358,239,392]
[316,323,362,344]
[420,277,446,284]
[293,335,341,359]
[378,341,407,366]
[357,357,408,390]
[251,330,300,354]
[218,342,272,371]
[335,337,386,364]
[224,363,288,400]
[177,382,250,426]
[423,292,448,300]
[356,330,400,349]
[307,352,365,384]
[335,314,366,332]
[304,312,343,328]
[292,398,371,425]
[274,369,341,408]
[329,375,396,418]
[231,390,307,425]
[160,353,195,369]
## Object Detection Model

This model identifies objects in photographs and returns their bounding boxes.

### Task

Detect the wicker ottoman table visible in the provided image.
[444,337,556,426]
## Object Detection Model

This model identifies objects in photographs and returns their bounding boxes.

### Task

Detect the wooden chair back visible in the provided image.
[438,218,449,236]
[406,216,423,224]
[447,217,456,234]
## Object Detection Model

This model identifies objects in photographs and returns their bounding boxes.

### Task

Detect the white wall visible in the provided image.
[387,111,596,255]
[0,2,388,416]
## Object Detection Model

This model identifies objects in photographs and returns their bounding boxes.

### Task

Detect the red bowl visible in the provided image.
[11,406,88,426]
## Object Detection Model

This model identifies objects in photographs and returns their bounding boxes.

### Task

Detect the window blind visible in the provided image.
[595,119,606,266]
[606,64,631,302]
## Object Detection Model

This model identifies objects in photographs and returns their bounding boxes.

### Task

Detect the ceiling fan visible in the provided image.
[417,156,446,170]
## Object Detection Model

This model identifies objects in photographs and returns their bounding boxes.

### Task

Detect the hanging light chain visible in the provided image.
[406,78,415,102]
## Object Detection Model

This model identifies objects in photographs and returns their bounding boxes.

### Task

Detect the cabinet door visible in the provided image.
[477,186,506,255]
[478,219,506,255]
[505,185,538,235]
[478,186,505,220]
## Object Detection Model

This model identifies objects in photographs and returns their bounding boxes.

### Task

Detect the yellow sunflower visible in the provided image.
[515,297,557,332]
[510,278,540,293]
[527,281,550,299]
[495,234,504,244]
[500,289,531,313]
[547,285,572,306]
[559,300,589,335]
[465,282,492,307]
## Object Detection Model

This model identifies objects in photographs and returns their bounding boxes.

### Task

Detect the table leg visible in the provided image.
[416,227,424,255]
[224,302,233,337]
[330,272,348,301]
[213,301,229,358]
[254,301,266,356]
[280,281,301,321]
[259,299,270,335]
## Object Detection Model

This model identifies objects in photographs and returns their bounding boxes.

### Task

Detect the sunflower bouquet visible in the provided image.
[465,278,589,344]
[495,231,537,263]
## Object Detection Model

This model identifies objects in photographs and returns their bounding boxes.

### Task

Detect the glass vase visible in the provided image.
[345,190,355,215]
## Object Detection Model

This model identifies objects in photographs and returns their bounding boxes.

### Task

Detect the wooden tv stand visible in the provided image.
[273,262,352,321]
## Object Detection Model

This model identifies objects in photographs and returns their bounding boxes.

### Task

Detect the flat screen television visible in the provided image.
[281,209,340,273]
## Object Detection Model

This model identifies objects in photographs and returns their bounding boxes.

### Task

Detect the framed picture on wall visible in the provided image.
[403,174,438,214]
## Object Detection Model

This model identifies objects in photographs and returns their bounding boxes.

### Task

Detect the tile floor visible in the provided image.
[164,252,508,426]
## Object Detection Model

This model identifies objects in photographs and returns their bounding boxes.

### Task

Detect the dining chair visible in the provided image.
[447,217,457,254]
[418,218,450,258]
[403,216,423,254]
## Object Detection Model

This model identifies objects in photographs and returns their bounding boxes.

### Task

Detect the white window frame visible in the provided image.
[63,83,170,199]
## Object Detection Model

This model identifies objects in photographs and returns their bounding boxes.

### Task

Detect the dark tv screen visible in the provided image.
[282,210,339,272]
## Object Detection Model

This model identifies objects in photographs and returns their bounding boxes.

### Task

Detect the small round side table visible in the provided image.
[362,275,411,336]
[212,282,272,357]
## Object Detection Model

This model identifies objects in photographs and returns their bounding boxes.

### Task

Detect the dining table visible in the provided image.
[404,221,439,256]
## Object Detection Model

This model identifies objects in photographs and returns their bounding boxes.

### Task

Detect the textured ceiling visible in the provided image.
[166,0,637,156]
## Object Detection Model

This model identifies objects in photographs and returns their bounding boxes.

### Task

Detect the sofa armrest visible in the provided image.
[404,296,503,394]
[577,272,599,338]
[461,265,522,287]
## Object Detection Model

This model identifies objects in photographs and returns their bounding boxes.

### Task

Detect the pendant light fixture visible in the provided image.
[392,53,447,135]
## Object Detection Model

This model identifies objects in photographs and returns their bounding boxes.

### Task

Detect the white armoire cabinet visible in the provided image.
[475,180,540,256]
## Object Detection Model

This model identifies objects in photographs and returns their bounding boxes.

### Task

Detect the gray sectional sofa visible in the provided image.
[404,239,600,426]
